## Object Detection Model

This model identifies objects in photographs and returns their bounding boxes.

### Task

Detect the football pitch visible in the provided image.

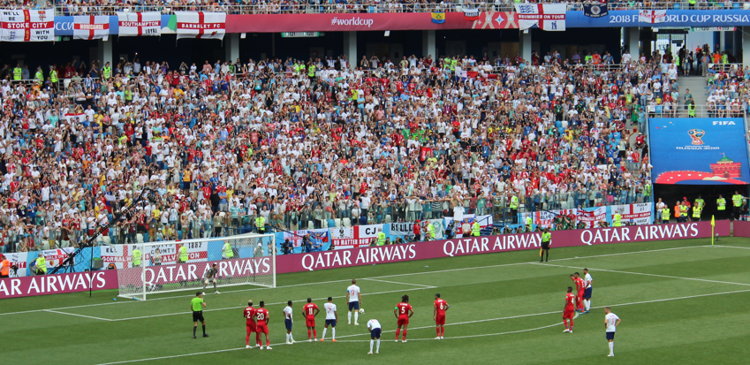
[2,238,750,365]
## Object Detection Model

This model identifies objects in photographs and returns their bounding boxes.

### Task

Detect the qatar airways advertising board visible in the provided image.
[0,270,117,299]
[277,221,728,272]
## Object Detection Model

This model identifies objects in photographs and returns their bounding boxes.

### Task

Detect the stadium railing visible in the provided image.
[647,104,748,119]
[37,1,750,16]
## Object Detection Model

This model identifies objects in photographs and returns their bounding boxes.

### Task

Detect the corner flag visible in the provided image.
[711,215,715,246]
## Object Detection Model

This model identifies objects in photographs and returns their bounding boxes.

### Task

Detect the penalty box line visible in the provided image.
[96,289,750,365]
[537,262,750,288]
[0,244,712,319]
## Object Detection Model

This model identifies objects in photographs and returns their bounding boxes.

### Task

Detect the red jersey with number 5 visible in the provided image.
[564,293,576,311]
[396,302,413,318]
[303,303,319,319]
[254,308,269,325]
[243,306,256,325]
[434,298,449,316]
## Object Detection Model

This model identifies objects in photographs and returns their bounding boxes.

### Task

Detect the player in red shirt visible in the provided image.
[302,297,320,342]
[393,295,414,343]
[243,300,256,349]
[563,286,576,333]
[572,273,586,312]
[254,301,272,350]
[433,293,450,340]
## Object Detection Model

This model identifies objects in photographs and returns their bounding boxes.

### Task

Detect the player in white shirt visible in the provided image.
[583,268,593,313]
[283,300,295,344]
[604,307,622,357]
[366,318,382,355]
[346,279,362,325]
[320,297,338,342]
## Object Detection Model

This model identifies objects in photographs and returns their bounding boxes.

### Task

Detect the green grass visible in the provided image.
[2,238,750,365]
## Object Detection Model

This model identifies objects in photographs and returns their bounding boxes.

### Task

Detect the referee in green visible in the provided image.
[539,228,552,262]
[191,292,209,339]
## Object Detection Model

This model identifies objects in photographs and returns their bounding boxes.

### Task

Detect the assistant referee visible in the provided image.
[539,228,551,262]
[191,292,209,339]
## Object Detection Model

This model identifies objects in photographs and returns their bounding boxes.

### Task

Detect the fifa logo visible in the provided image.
[687,129,705,145]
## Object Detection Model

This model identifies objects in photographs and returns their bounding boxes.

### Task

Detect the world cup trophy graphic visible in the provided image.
[687,129,705,145]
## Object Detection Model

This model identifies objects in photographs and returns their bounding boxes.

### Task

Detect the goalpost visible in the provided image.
[117,233,276,301]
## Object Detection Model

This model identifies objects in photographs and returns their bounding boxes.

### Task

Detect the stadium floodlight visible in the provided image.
[117,233,276,301]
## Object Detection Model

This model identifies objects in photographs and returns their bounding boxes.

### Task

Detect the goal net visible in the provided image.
[117,233,276,300]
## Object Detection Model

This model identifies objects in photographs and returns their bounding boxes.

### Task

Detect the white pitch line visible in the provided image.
[95,288,750,365]
[711,244,750,250]
[537,262,750,287]
[109,286,435,322]
[43,309,113,322]
[362,278,437,289]
[0,244,719,318]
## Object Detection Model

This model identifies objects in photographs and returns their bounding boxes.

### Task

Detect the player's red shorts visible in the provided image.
[255,323,269,334]
[577,290,585,299]
[435,314,446,325]
[563,308,575,320]
[397,316,410,327]
[305,317,316,328]
[245,322,256,334]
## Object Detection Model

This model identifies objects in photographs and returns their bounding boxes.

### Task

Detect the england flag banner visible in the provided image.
[638,10,667,24]
[73,15,110,40]
[175,11,226,40]
[0,9,54,42]
[515,3,566,31]
[117,11,161,36]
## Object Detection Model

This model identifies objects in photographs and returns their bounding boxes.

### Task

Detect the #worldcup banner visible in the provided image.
[73,15,109,40]
[515,3,566,31]
[649,118,750,185]
[0,8,54,42]
[175,11,226,40]
[117,11,160,36]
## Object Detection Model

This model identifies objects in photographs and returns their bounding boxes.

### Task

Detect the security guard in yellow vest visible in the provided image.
[510,195,519,223]
[471,221,481,237]
[525,216,533,232]
[35,254,47,275]
[679,202,689,222]
[102,62,112,80]
[731,191,745,220]
[427,222,436,240]
[255,216,266,233]
[612,213,623,227]
[13,65,22,81]
[661,207,670,224]
[132,248,142,267]
[687,103,696,118]
[49,66,58,85]
[222,241,234,259]
[691,203,702,221]
[178,244,189,264]
[307,63,316,79]
[716,194,727,219]
[376,231,386,246]
[34,67,44,85]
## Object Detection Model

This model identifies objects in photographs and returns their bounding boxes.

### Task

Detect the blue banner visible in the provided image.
[567,9,750,28]
[650,118,750,185]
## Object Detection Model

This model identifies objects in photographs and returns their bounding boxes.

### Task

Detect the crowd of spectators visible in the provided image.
[0,50,664,253]
[0,1,743,16]
[705,63,749,118]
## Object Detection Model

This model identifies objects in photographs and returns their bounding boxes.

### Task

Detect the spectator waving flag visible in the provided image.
[515,3,566,31]
[463,8,480,21]
[73,15,110,40]
[117,12,161,37]
[175,11,226,40]
[0,9,54,42]
[431,12,446,24]
[638,10,666,24]
[584,1,608,18]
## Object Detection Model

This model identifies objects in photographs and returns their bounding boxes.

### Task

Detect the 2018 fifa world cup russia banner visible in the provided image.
[649,118,750,185]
